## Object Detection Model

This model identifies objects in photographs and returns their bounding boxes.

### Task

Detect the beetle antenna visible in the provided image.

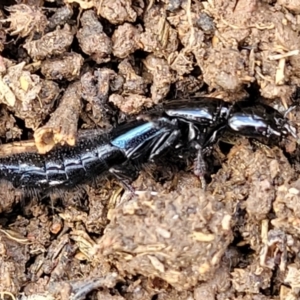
[284,105,297,118]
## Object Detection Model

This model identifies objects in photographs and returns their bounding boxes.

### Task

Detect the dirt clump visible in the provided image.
[0,0,300,299]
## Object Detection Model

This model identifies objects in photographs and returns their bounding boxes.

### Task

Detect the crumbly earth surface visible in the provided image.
[1,0,300,299]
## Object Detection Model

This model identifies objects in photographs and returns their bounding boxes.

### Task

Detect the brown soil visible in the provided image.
[0,0,300,299]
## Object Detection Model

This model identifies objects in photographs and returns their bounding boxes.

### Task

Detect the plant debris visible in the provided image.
[0,0,300,299]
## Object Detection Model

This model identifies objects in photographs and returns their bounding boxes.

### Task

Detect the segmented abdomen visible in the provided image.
[0,137,126,190]
[0,118,178,191]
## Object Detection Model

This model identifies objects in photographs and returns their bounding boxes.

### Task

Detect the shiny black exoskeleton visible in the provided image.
[0,97,297,191]
[0,117,180,190]
[228,101,297,139]
[146,98,297,184]
[161,98,297,144]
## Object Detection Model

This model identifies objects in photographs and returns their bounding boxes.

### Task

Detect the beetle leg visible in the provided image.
[193,144,207,190]
[109,164,138,194]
